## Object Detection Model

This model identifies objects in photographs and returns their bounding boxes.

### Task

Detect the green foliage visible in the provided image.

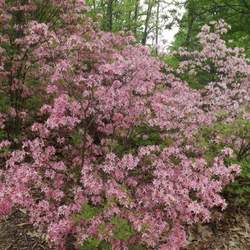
[179,70,207,89]
[129,244,149,250]
[196,118,250,206]
[163,53,221,89]
[163,55,179,69]
[79,237,112,250]
[172,0,250,57]
[33,0,61,25]
[0,95,10,113]
[132,125,162,147]
[75,205,119,249]
[73,203,103,222]
[112,124,172,156]
[98,241,113,250]
[24,96,43,111]
[86,0,142,34]
[0,130,6,141]
[79,215,135,249]
[111,216,135,240]
[224,159,250,206]
[70,130,82,146]
[80,237,101,250]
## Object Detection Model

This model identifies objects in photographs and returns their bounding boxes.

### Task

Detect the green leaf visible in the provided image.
[79,237,101,250]
[111,216,135,241]
[70,131,82,146]
[73,203,103,222]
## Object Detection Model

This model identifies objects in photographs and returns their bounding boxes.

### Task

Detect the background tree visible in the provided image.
[86,0,144,35]
[85,0,180,47]
[171,0,250,57]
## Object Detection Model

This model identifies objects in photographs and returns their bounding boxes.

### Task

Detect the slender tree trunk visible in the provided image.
[127,10,132,30]
[184,0,195,47]
[133,0,140,35]
[155,0,160,54]
[142,0,154,45]
[106,0,113,31]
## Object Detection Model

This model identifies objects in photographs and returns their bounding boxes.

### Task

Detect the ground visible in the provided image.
[0,206,250,250]
[184,206,250,250]
[0,210,50,250]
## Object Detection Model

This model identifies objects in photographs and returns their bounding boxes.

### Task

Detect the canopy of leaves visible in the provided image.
[172,0,250,57]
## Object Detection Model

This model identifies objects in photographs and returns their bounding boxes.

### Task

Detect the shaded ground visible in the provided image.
[184,206,250,250]
[0,210,50,250]
[0,206,250,250]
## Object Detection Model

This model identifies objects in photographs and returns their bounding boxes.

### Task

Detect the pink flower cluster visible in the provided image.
[0,2,245,250]
[176,20,250,119]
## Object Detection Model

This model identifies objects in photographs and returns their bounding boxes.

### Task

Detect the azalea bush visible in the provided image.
[0,1,248,250]
[173,19,250,209]
[178,20,249,109]
[196,113,250,207]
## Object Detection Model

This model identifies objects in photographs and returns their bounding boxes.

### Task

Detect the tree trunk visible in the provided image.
[106,0,113,31]
[155,0,160,54]
[184,0,195,47]
[133,0,140,35]
[142,0,154,45]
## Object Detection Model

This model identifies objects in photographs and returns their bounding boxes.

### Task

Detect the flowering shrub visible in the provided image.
[174,20,250,117]
[196,112,250,207]
[0,1,246,250]
[173,19,250,210]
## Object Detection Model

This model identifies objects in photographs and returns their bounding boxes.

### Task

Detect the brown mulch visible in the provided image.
[0,210,51,250]
[0,206,250,250]
[184,206,250,250]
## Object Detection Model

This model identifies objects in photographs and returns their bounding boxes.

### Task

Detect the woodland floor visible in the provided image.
[0,206,250,250]
[184,205,250,250]
[0,210,50,250]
